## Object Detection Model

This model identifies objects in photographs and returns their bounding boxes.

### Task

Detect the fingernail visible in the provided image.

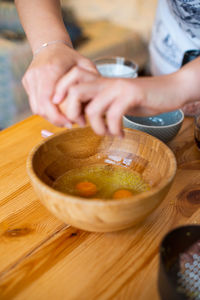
[64,123,72,129]
[52,95,62,104]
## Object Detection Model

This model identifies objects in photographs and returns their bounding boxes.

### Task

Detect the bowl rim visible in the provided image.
[123,109,184,129]
[27,127,177,206]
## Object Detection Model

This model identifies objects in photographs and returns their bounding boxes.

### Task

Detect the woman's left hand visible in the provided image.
[58,69,143,136]
[58,66,187,137]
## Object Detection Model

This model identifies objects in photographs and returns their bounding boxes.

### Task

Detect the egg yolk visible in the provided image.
[112,189,133,199]
[76,181,97,197]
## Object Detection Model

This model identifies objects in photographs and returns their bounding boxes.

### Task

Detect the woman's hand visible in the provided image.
[65,77,144,136]
[22,44,97,127]
[58,67,145,136]
[60,67,187,136]
[55,65,100,126]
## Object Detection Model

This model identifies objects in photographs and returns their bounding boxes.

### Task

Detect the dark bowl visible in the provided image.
[158,225,200,300]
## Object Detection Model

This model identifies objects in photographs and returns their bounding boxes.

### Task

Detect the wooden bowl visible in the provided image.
[27,127,177,232]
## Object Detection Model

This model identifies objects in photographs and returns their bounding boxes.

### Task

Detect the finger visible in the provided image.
[106,98,130,137]
[76,115,86,127]
[43,101,72,127]
[37,75,72,126]
[85,93,115,135]
[35,72,72,126]
[53,66,98,104]
[59,98,86,127]
[65,83,100,124]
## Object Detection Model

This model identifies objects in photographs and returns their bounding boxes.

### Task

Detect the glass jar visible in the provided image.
[94,56,138,78]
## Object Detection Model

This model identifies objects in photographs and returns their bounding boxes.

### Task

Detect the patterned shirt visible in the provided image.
[149,0,200,75]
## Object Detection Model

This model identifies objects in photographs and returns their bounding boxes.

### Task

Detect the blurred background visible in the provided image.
[0,0,157,129]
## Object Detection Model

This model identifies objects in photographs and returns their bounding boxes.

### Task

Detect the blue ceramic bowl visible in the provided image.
[123,110,184,143]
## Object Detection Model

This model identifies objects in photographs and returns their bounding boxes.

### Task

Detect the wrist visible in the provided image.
[33,40,73,57]
[31,42,76,64]
[29,28,72,54]
[166,71,187,109]
[134,74,184,114]
[178,64,200,105]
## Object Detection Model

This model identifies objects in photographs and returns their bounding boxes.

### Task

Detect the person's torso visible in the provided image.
[149,0,200,75]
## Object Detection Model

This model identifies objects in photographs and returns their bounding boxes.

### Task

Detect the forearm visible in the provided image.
[178,56,200,104]
[15,0,72,53]
[135,57,200,114]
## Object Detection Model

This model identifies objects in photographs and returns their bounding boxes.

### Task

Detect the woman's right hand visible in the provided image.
[22,43,97,127]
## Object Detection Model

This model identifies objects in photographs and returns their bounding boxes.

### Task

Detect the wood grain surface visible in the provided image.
[0,116,199,300]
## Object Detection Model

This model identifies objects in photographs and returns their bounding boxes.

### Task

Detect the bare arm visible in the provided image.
[15,0,96,127]
[15,0,72,53]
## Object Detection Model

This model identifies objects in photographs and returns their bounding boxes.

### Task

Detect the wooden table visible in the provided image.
[0,116,200,300]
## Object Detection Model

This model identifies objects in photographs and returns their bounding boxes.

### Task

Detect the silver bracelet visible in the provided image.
[33,40,73,56]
